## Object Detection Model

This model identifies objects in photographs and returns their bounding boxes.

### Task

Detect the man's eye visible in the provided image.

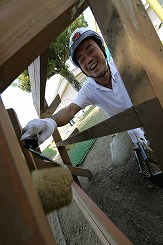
[79,58,84,64]
[89,48,94,54]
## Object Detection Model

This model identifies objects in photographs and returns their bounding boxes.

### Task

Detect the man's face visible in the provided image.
[76,39,107,78]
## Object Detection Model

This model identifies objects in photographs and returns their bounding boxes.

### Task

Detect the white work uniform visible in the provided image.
[73,61,146,144]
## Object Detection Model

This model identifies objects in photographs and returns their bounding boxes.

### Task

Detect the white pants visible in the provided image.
[110,132,133,166]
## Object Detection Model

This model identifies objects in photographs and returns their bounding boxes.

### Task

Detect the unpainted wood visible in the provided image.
[0,98,56,244]
[53,129,92,177]
[0,0,87,92]
[88,0,163,105]
[34,159,92,178]
[7,108,37,172]
[28,50,49,118]
[56,106,141,146]
[43,94,61,118]
[87,0,163,169]
[72,181,133,245]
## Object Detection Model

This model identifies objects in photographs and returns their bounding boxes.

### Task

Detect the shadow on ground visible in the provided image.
[57,135,163,245]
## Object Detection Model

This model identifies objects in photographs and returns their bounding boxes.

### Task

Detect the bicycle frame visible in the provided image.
[133,138,163,187]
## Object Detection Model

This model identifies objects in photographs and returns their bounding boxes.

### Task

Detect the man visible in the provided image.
[21,27,147,165]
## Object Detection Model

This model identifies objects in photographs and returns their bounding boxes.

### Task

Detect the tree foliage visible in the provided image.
[16,14,88,92]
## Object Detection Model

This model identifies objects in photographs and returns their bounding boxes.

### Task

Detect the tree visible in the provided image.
[15,14,88,92]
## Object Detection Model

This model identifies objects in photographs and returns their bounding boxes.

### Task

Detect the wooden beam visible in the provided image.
[28,50,48,117]
[72,181,133,245]
[7,108,37,172]
[0,0,87,92]
[34,159,92,178]
[53,129,74,165]
[0,97,56,244]
[56,106,141,146]
[67,165,92,178]
[88,0,163,106]
[52,129,82,186]
[134,98,163,170]
[87,0,163,169]
[43,94,61,118]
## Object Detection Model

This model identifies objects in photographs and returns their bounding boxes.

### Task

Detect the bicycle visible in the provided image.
[133,138,163,188]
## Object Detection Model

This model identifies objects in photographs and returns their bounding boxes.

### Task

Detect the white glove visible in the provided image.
[21,118,57,146]
[127,128,148,145]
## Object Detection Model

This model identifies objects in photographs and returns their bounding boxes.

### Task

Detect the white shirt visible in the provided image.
[73,61,146,144]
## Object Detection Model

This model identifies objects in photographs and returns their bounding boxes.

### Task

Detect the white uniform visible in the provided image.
[73,61,146,144]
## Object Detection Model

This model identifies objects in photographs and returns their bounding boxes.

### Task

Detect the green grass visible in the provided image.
[78,107,108,131]
[42,145,57,158]
[67,107,108,166]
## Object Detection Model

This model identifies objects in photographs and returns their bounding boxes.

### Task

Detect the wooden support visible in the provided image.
[0,97,56,244]
[7,108,37,172]
[72,181,133,245]
[0,0,87,92]
[34,158,92,178]
[53,129,76,166]
[56,106,141,146]
[43,94,61,118]
[53,129,92,179]
[88,0,163,105]
[7,108,92,178]
[28,49,49,118]
[87,0,163,170]
[134,98,163,170]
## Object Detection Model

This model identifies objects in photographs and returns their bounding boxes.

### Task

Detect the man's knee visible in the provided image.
[110,132,133,166]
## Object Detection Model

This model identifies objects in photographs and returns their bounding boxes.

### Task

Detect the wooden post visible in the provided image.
[88,0,163,169]
[0,0,87,91]
[72,181,133,245]
[7,108,37,172]
[0,98,56,244]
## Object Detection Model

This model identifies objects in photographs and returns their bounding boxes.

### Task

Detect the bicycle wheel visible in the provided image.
[134,140,163,187]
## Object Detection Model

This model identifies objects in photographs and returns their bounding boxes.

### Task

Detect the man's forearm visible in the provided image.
[50,103,81,127]
[51,108,73,127]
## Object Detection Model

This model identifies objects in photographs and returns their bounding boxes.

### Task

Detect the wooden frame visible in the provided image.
[0,0,162,244]
[0,98,56,244]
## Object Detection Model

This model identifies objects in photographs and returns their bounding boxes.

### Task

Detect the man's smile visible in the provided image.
[89,62,98,70]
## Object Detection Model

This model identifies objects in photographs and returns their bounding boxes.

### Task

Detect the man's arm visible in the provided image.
[21,103,82,146]
[51,103,81,127]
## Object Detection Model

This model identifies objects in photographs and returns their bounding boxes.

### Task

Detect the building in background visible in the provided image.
[143,0,163,41]
[54,67,89,124]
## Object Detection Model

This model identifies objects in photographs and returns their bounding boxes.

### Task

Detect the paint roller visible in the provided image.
[24,138,73,214]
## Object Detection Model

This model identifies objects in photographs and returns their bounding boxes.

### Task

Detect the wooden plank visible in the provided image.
[43,94,61,118]
[134,98,163,170]
[88,0,163,106]
[7,108,37,172]
[28,50,48,117]
[67,165,92,178]
[72,181,133,245]
[56,106,141,146]
[34,159,92,178]
[0,97,56,244]
[53,129,82,186]
[53,129,73,165]
[0,0,87,92]
[87,0,163,169]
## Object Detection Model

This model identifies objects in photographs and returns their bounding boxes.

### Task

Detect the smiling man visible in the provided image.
[21,27,147,165]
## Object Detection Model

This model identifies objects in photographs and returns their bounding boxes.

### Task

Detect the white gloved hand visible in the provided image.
[21,118,57,146]
[127,128,148,145]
